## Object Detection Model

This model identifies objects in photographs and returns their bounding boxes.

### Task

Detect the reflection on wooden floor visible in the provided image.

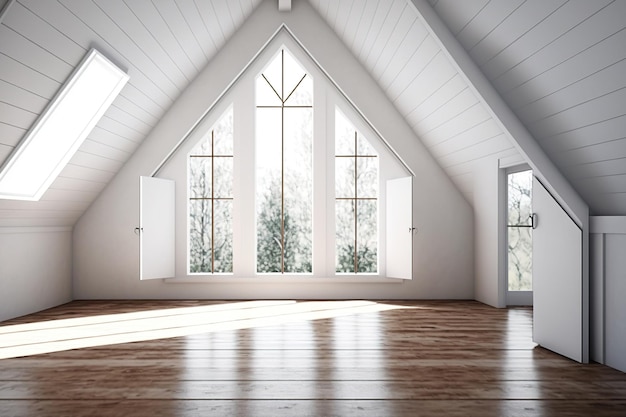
[0,300,625,416]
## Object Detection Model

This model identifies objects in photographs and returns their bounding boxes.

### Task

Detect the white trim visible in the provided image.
[507,290,533,306]
[505,163,531,175]
[165,276,404,284]
[0,226,72,234]
[590,216,626,234]
[409,0,587,228]
[154,26,414,179]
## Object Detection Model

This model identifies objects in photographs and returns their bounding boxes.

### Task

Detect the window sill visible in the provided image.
[164,276,406,284]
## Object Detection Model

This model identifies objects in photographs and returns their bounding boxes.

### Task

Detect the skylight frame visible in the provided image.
[0,48,129,201]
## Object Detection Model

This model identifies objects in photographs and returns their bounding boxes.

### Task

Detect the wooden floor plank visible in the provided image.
[0,300,625,416]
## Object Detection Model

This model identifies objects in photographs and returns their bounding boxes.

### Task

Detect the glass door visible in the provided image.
[506,168,533,305]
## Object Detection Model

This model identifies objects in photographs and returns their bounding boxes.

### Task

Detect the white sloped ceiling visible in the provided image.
[428,0,626,215]
[0,0,624,228]
[308,0,522,205]
[0,0,261,226]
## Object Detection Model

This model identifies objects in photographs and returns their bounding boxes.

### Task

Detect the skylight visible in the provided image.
[0,49,129,201]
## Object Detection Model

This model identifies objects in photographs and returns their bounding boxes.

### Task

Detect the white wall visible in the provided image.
[73,0,473,300]
[590,216,626,373]
[472,156,506,308]
[0,227,72,322]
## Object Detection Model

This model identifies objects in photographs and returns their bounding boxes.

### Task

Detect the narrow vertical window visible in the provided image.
[335,110,378,273]
[507,169,532,290]
[256,49,313,273]
[188,108,234,273]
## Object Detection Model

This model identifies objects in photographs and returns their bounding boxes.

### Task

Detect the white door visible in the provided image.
[386,177,413,279]
[532,177,585,362]
[140,176,175,280]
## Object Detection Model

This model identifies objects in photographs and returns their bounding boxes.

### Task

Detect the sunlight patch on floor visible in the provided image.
[0,301,413,359]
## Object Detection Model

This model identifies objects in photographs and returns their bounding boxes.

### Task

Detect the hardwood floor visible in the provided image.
[0,300,625,416]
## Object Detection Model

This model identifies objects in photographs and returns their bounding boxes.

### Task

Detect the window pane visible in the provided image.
[357,156,377,198]
[189,158,211,198]
[256,183,282,273]
[284,75,312,106]
[508,226,532,291]
[283,51,307,104]
[256,108,282,182]
[189,199,212,273]
[256,107,282,273]
[213,157,233,198]
[214,200,233,273]
[357,132,375,155]
[508,170,532,226]
[284,197,312,273]
[260,51,283,98]
[256,75,282,107]
[335,111,355,155]
[357,200,377,273]
[335,157,355,198]
[284,108,313,273]
[191,132,212,155]
[336,199,355,273]
[213,110,234,155]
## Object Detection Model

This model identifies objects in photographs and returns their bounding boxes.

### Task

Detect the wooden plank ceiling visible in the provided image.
[0,0,624,227]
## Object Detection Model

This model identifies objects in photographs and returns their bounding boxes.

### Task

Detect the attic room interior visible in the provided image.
[1,0,626,415]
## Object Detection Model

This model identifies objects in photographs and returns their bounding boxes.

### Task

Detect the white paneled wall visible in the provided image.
[0,0,261,226]
[309,0,520,203]
[590,216,626,373]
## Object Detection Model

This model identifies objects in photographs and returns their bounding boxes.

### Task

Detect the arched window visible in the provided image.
[255,49,313,273]
[181,35,411,280]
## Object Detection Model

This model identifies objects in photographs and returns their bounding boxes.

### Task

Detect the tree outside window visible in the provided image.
[256,49,313,273]
[335,109,378,274]
[507,170,532,291]
[188,108,234,274]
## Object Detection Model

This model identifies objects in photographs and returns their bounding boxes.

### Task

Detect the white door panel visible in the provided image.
[386,177,412,279]
[532,177,583,362]
[140,176,175,280]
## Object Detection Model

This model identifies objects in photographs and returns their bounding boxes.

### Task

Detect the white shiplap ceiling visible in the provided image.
[427,0,626,215]
[308,0,520,205]
[0,0,624,227]
[0,0,261,226]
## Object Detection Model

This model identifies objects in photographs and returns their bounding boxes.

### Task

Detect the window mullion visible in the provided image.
[211,130,215,273]
[281,49,285,274]
[354,131,358,274]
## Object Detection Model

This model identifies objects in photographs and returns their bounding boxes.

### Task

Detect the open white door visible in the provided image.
[386,177,413,279]
[532,177,585,362]
[140,176,175,280]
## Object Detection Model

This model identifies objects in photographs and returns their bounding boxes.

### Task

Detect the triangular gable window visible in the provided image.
[146,29,412,280]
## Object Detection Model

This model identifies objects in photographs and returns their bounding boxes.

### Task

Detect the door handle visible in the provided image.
[530,213,538,229]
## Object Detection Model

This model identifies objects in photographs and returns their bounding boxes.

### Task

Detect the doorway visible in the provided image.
[506,167,533,306]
